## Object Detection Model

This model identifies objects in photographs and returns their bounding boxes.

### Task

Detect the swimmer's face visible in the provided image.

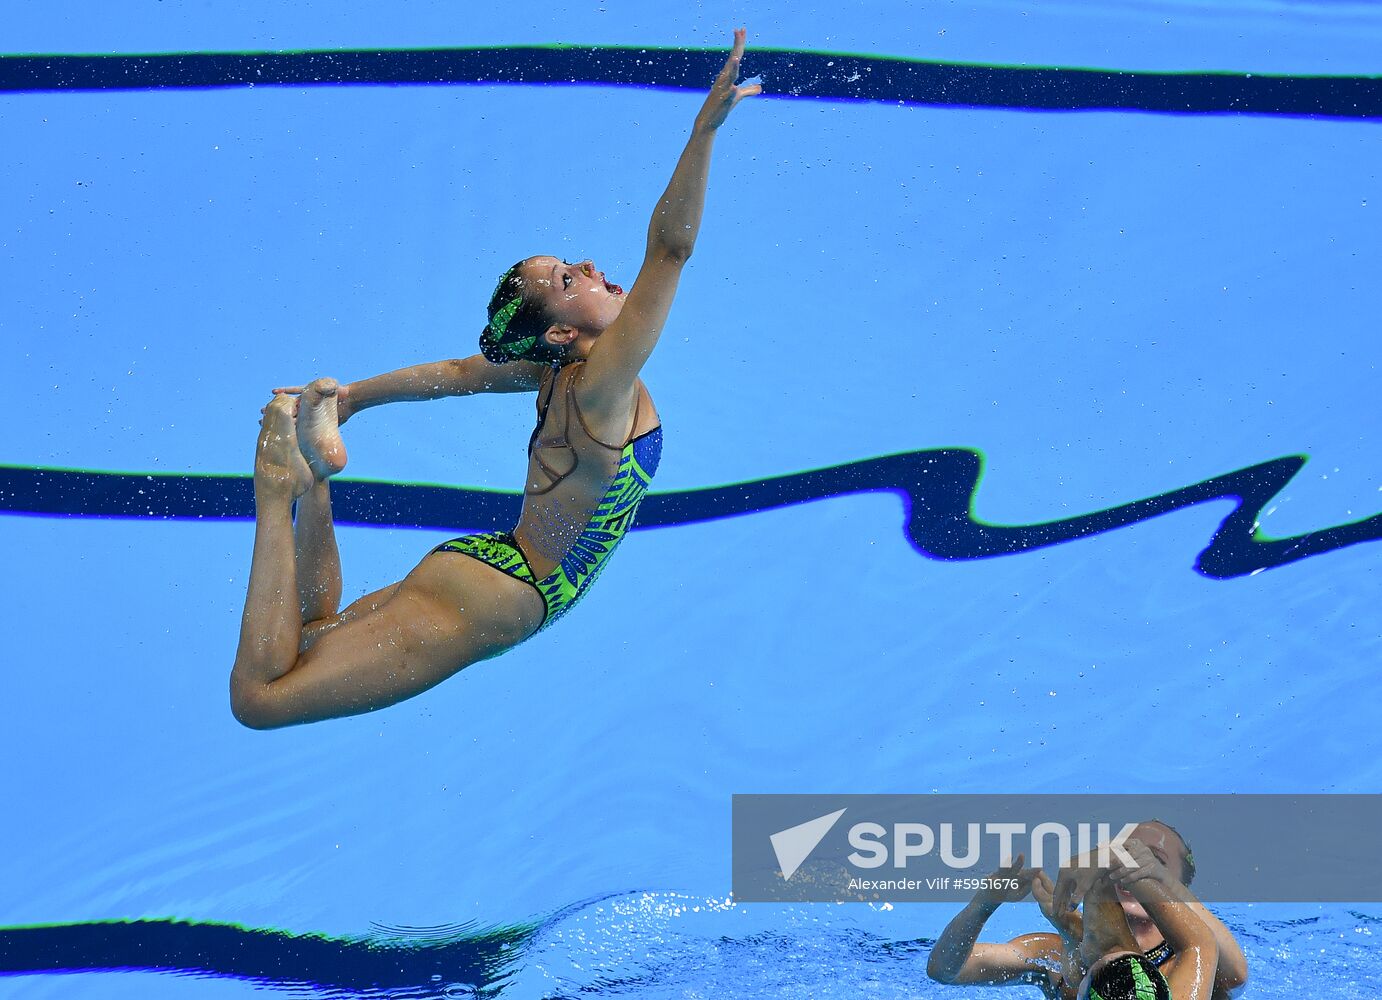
[521,255,626,345]
[1117,821,1190,919]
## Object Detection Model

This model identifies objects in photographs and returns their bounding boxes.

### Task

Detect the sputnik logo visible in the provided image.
[770,808,847,881]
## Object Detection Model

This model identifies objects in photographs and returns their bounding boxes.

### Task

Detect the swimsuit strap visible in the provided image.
[526,364,561,455]
[526,365,572,496]
[568,360,641,451]
[1143,940,1174,967]
[525,360,640,496]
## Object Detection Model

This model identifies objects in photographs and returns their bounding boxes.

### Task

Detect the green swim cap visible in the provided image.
[479,265,539,363]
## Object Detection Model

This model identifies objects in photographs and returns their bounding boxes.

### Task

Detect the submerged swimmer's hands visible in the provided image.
[1032,867,1083,941]
[1052,837,1170,911]
[1106,837,1173,890]
[1053,851,1111,914]
[695,28,761,132]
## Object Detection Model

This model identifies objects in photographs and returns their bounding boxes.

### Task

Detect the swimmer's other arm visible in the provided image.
[927,856,1061,988]
[1109,843,1246,995]
[276,356,547,423]
[1114,867,1220,999]
[1160,882,1247,994]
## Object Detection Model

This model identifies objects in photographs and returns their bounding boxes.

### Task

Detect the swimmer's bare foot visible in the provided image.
[255,395,313,499]
[296,377,348,481]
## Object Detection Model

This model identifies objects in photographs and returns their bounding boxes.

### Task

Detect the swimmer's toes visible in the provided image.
[297,377,348,479]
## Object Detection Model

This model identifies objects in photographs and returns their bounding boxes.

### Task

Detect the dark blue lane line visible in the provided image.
[2,450,1378,578]
[2,47,1379,118]
[0,917,532,997]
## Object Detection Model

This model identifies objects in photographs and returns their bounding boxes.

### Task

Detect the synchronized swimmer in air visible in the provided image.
[229,31,759,729]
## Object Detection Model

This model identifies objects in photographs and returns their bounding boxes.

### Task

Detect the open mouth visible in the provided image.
[604,279,624,296]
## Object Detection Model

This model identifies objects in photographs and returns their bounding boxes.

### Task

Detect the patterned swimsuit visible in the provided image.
[433,362,662,630]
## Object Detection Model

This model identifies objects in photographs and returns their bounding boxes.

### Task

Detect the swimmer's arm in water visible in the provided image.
[927,857,1061,987]
[1162,886,1247,994]
[1032,865,1088,989]
[1112,861,1219,998]
[1110,843,1245,995]
[580,28,761,416]
[275,356,547,422]
[1062,839,1220,999]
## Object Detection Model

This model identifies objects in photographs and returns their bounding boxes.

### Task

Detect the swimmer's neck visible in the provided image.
[1125,914,1165,951]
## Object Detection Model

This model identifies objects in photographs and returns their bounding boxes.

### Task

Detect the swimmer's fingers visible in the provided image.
[1053,863,1099,912]
[1052,868,1076,913]
[696,27,759,130]
[1107,838,1163,887]
[1033,871,1080,936]
[714,27,747,87]
[266,387,302,417]
[1108,857,1161,888]
[995,852,1032,885]
[269,383,353,424]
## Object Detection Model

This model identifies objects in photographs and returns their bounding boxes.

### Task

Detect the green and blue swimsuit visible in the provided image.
[433,362,661,630]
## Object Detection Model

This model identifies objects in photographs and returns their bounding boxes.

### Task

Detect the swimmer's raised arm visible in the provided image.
[1154,883,1247,994]
[1061,838,1221,1000]
[1110,840,1242,995]
[580,27,760,413]
[1119,882,1217,1000]
[274,355,546,423]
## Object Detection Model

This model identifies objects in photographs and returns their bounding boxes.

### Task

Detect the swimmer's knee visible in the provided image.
[230,680,288,731]
[299,616,341,654]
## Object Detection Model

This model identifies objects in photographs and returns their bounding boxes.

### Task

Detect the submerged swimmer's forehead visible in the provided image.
[1131,821,1188,877]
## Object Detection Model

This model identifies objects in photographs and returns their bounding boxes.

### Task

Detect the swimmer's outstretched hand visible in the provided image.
[695,28,761,132]
[272,381,356,425]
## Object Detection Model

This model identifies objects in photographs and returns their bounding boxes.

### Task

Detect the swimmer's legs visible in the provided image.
[293,479,402,654]
[295,479,343,625]
[290,378,376,648]
[230,397,543,728]
[292,378,347,623]
[232,395,314,701]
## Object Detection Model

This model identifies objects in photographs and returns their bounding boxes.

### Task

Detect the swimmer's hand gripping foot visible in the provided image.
[269,378,348,480]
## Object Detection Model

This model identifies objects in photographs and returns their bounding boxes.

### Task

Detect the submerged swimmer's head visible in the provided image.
[480,255,626,364]
[1115,819,1195,921]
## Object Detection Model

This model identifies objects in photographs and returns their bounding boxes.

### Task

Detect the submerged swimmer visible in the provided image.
[229,30,760,729]
[928,821,1246,998]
